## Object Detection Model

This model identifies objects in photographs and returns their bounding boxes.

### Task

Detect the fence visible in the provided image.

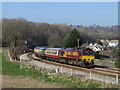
[20,58,120,85]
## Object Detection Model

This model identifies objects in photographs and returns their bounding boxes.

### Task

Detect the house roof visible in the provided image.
[100,39,119,45]
[108,40,119,43]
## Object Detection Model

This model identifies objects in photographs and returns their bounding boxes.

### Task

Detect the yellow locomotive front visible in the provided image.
[81,49,95,67]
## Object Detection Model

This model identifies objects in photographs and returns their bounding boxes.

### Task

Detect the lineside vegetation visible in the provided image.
[1,51,119,88]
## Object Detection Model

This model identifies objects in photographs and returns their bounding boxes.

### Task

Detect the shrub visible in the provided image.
[115,60,120,68]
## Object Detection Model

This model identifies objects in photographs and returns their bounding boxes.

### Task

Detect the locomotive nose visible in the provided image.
[82,56,94,63]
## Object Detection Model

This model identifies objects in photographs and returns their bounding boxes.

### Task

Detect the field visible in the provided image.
[1,50,120,88]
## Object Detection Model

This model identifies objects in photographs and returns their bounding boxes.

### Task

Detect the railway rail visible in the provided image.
[28,53,120,78]
[17,53,120,84]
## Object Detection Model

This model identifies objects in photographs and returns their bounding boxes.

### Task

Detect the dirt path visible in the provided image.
[2,75,63,88]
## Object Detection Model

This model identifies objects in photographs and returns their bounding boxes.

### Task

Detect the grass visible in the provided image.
[2,51,120,88]
[2,53,43,78]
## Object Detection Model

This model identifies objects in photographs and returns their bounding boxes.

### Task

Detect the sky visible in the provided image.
[2,2,118,26]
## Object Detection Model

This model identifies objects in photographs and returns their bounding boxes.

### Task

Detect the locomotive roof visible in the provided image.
[78,48,93,51]
[61,48,93,52]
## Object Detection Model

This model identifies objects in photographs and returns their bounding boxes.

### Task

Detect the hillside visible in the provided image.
[2,18,119,58]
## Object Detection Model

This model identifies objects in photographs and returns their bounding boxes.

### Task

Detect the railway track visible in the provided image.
[93,68,120,74]
[28,53,120,78]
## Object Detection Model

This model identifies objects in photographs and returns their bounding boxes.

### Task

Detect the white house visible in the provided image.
[88,43,103,52]
[108,40,118,47]
[100,39,119,47]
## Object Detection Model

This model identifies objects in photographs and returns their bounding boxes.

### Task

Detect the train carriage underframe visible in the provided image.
[44,56,94,68]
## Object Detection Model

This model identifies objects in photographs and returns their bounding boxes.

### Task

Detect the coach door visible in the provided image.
[59,51,65,57]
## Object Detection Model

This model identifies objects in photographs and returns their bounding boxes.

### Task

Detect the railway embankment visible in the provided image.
[19,53,120,85]
[2,50,119,88]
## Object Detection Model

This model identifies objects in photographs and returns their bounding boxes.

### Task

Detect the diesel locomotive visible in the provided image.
[34,47,95,67]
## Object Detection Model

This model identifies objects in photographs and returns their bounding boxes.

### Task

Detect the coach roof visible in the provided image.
[46,48,62,51]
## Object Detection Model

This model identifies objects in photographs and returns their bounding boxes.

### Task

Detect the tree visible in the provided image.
[62,28,82,48]
[2,18,31,59]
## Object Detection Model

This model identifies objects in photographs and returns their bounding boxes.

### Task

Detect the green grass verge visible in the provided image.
[2,52,119,88]
[2,53,43,78]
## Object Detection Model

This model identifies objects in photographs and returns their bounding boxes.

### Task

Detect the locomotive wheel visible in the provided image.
[82,60,89,68]
[88,61,94,68]
[82,60,94,68]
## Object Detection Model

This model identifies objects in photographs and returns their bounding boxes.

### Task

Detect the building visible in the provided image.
[100,39,118,47]
[108,40,118,47]
[88,43,103,52]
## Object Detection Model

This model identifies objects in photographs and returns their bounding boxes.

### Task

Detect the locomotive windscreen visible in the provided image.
[89,52,94,56]
[83,52,88,55]
[83,51,94,56]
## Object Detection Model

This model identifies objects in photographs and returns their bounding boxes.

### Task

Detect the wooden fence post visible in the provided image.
[105,73,107,83]
[61,66,62,74]
[116,74,118,84]
[71,69,72,76]
[90,71,91,79]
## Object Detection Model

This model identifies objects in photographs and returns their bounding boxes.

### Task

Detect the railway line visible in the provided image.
[93,68,120,74]
[17,53,120,84]
[28,53,120,78]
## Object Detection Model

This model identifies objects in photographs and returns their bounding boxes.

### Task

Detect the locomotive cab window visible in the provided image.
[83,52,88,55]
[89,52,94,56]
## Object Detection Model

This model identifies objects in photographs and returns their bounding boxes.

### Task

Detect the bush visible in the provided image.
[115,60,120,68]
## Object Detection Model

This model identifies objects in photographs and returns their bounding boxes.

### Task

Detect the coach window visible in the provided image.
[89,52,94,56]
[54,52,57,54]
[73,52,78,56]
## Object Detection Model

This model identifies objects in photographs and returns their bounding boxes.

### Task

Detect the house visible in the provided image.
[108,40,118,47]
[88,43,103,52]
[100,39,109,47]
[100,39,118,47]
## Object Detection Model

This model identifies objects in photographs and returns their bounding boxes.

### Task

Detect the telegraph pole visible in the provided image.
[77,38,79,48]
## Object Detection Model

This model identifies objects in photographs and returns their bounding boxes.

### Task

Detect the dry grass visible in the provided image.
[2,75,62,88]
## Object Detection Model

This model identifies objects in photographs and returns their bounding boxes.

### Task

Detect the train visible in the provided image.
[34,47,95,68]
